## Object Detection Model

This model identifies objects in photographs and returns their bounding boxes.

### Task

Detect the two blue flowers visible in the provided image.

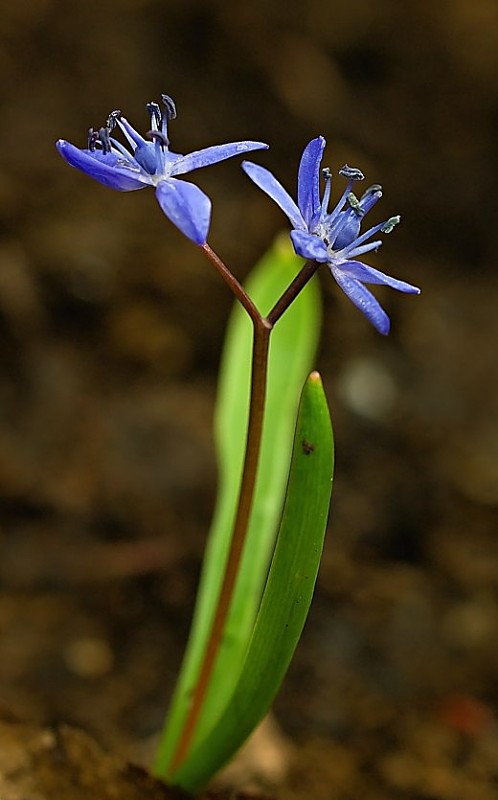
[57,95,419,333]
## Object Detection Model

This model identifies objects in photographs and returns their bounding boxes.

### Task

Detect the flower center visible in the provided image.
[133,95,177,176]
[313,164,367,250]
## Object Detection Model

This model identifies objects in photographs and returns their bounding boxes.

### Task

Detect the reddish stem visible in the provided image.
[168,250,271,774]
[168,246,319,774]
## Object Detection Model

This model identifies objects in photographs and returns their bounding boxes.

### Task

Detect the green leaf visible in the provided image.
[172,371,334,792]
[154,235,321,778]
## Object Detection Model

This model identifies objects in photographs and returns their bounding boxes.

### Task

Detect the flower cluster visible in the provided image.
[56,95,268,245]
[242,137,420,334]
[57,97,419,333]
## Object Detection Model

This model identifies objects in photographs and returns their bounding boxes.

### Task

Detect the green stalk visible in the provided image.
[167,318,271,773]
[173,371,334,791]
[155,238,322,780]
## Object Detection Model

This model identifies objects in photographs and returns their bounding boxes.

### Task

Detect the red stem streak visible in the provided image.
[168,245,319,775]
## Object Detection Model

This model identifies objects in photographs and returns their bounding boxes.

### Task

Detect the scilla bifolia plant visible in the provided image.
[57,94,420,792]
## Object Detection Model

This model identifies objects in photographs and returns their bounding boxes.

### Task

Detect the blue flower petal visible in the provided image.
[290,229,329,262]
[339,261,421,293]
[242,161,305,230]
[330,266,391,334]
[155,177,211,244]
[56,140,146,191]
[332,210,362,250]
[172,141,269,176]
[297,137,326,228]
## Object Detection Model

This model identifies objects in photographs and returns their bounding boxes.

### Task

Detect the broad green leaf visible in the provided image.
[154,235,321,778]
[172,371,334,792]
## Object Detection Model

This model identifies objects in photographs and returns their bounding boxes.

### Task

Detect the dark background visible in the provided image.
[1,2,498,798]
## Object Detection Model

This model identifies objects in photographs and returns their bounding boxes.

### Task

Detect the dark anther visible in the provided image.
[147,130,168,146]
[161,94,177,120]
[339,164,364,181]
[146,102,162,127]
[87,128,99,151]
[106,110,121,131]
[98,126,112,154]
[322,167,332,180]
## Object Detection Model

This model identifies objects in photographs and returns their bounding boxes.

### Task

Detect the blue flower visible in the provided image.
[57,95,268,245]
[242,136,420,334]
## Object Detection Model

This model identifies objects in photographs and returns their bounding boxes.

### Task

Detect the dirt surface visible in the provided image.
[1,1,498,798]
[0,710,263,800]
[0,711,181,800]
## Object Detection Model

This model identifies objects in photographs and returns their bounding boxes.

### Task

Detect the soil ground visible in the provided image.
[0,2,497,798]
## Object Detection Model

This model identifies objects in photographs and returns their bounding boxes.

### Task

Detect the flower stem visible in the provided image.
[168,248,272,774]
[168,248,319,775]
[267,259,320,325]
[201,243,262,325]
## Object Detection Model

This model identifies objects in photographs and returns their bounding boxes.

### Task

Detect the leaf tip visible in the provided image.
[308,370,322,385]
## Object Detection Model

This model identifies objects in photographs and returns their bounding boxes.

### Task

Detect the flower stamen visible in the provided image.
[97,126,112,154]
[320,168,332,218]
[87,128,98,151]
[347,192,363,215]
[381,215,400,234]
[161,94,177,121]
[106,110,121,131]
[339,165,364,181]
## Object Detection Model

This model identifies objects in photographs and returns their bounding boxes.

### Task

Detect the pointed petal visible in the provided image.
[290,229,329,262]
[171,141,269,175]
[330,266,391,334]
[56,140,146,191]
[297,137,326,227]
[155,178,211,244]
[339,260,421,293]
[242,161,306,230]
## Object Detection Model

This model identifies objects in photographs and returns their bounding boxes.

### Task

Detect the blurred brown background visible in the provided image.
[1,1,498,798]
